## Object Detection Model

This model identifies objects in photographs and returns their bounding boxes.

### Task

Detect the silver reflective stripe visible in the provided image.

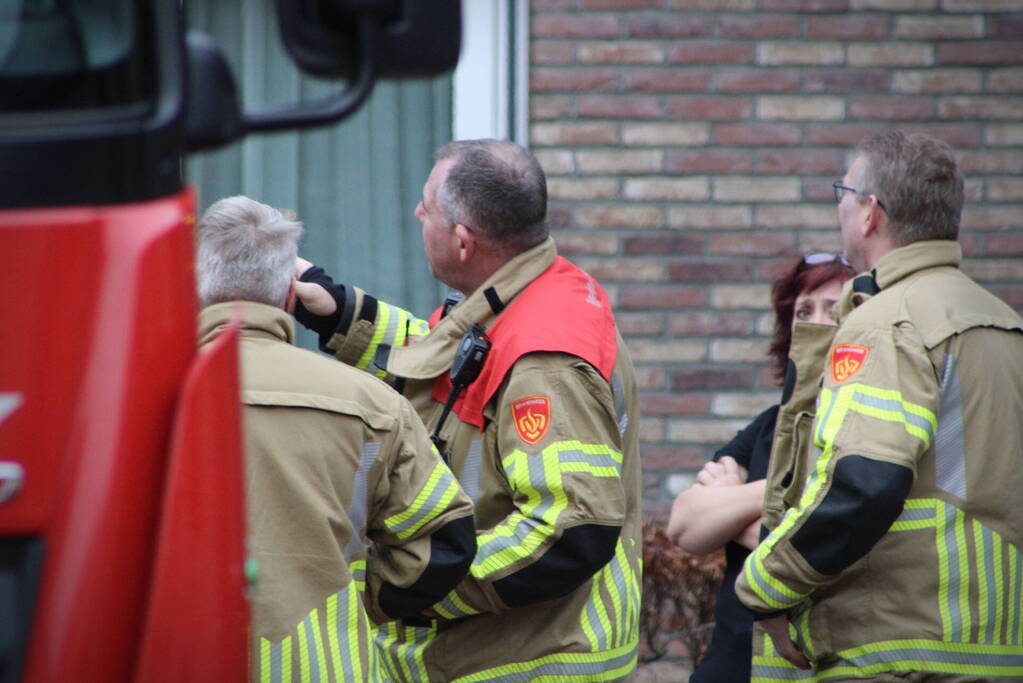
[270,640,284,683]
[753,664,817,680]
[344,442,381,560]
[334,584,357,680]
[475,455,555,566]
[460,439,483,503]
[851,391,935,443]
[896,506,936,523]
[559,448,622,474]
[584,577,610,650]
[608,550,629,643]
[463,647,636,683]
[935,354,967,499]
[301,614,322,682]
[387,466,456,536]
[838,644,1023,669]
[746,552,801,609]
[610,371,628,438]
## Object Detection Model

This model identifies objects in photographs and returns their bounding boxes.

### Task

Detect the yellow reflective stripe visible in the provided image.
[297,617,310,683]
[450,636,638,683]
[311,610,327,683]
[847,384,937,448]
[936,500,954,638]
[355,302,391,371]
[472,447,567,578]
[975,520,989,642]
[994,530,1005,645]
[954,507,971,641]
[392,308,409,348]
[281,636,293,682]
[383,459,459,539]
[260,638,272,683]
[407,317,430,338]
[580,576,602,650]
[325,594,345,683]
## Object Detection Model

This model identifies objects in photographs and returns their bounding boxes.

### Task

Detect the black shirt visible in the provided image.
[689,404,778,683]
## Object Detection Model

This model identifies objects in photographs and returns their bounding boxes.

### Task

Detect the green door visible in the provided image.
[186,1,452,350]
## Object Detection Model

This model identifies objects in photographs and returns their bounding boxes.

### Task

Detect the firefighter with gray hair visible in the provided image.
[195,194,476,682]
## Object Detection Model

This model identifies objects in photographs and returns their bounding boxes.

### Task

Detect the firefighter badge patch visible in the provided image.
[830,344,869,383]
[512,396,551,446]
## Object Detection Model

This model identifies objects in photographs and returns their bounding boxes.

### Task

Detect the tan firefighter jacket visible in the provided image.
[297,237,643,682]
[199,302,475,683]
[736,241,1023,680]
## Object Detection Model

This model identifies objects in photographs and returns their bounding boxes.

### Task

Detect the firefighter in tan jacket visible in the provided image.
[294,139,642,682]
[195,196,476,683]
[736,131,1023,681]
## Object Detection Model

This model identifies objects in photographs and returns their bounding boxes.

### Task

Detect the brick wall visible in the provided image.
[529,0,1023,518]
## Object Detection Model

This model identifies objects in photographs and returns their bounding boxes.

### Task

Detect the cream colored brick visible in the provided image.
[548,178,619,200]
[669,0,754,8]
[988,178,1023,201]
[552,232,619,255]
[852,0,936,8]
[578,41,665,64]
[576,205,663,229]
[574,258,665,282]
[848,43,934,67]
[628,339,707,363]
[986,124,1023,146]
[531,122,618,146]
[576,150,663,174]
[895,16,983,39]
[711,285,772,309]
[624,177,710,201]
[714,177,801,202]
[668,205,752,230]
[639,418,665,443]
[892,69,982,94]
[712,393,778,417]
[943,0,1023,10]
[756,205,838,230]
[758,42,844,66]
[534,150,574,174]
[757,96,845,121]
[622,123,711,146]
[667,419,750,444]
[711,338,770,362]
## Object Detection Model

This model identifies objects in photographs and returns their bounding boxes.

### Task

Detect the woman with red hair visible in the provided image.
[667,253,855,682]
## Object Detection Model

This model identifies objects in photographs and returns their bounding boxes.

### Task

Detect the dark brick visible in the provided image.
[641,393,710,416]
[802,69,888,93]
[627,13,714,37]
[667,259,754,282]
[670,366,758,390]
[623,233,703,255]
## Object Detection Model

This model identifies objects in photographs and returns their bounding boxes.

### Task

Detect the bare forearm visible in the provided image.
[668,479,766,555]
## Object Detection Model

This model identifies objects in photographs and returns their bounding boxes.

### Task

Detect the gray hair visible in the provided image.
[855,130,964,246]
[196,195,304,308]
[435,139,548,252]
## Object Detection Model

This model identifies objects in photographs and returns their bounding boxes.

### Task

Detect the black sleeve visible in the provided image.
[491,523,620,608]
[790,455,913,576]
[293,265,346,348]
[713,404,779,471]
[378,515,476,619]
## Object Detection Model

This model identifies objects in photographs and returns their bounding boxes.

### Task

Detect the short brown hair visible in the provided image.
[855,130,964,247]
[768,256,856,384]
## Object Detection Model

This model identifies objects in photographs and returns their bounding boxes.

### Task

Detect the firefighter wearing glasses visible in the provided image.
[736,131,1023,681]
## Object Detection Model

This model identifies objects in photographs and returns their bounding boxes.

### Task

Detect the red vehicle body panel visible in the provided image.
[1,190,246,682]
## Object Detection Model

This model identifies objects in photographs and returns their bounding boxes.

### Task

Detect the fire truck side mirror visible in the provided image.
[183,31,242,153]
[275,0,461,79]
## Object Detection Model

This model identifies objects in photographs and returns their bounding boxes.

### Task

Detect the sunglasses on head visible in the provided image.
[803,252,850,267]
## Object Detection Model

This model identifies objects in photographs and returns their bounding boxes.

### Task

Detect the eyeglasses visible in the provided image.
[803,252,850,267]
[832,181,887,213]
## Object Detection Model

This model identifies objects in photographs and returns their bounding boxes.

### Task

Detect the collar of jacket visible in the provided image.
[198,301,294,347]
[382,236,559,380]
[834,240,961,323]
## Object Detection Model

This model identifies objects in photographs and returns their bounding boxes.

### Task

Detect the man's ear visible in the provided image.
[862,196,885,239]
[454,223,476,264]
[283,277,298,313]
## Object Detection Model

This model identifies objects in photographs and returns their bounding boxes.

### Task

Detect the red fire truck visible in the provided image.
[0,2,459,681]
